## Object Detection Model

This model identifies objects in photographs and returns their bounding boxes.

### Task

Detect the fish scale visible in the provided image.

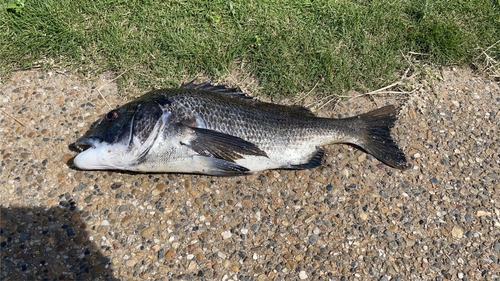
[165,91,318,153]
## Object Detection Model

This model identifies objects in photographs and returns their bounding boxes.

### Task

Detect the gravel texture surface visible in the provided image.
[1,68,499,281]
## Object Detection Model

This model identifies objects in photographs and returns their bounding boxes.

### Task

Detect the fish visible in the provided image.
[72,80,408,175]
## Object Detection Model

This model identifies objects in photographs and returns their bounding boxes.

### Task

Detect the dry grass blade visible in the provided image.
[316,96,340,111]
[96,69,129,110]
[221,62,260,97]
[305,93,337,109]
[97,88,113,110]
[293,80,320,104]
[476,40,500,80]
[482,39,500,54]
[346,72,419,101]
[312,71,419,110]
[55,70,68,77]
[98,69,129,90]
[0,108,26,127]
[408,51,430,56]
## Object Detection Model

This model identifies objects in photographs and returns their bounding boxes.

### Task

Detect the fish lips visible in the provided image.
[73,137,101,152]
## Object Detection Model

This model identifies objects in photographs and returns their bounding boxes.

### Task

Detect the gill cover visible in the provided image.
[74,100,164,170]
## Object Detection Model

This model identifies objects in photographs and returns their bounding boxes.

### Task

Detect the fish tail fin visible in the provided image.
[354,105,409,170]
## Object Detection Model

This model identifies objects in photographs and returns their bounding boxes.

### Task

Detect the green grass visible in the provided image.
[1,0,499,98]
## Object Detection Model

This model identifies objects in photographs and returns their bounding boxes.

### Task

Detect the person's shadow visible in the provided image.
[1,201,118,280]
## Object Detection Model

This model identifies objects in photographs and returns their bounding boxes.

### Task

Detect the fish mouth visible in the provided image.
[72,137,114,170]
[72,137,101,153]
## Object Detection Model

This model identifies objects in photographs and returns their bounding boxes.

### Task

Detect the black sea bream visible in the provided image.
[73,81,408,175]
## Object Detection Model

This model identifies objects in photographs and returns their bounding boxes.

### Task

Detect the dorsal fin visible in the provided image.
[180,79,252,99]
[292,105,316,117]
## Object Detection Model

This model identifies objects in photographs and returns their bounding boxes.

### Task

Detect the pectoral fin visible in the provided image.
[178,125,268,162]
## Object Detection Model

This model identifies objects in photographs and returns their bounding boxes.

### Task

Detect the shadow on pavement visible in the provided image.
[1,202,118,280]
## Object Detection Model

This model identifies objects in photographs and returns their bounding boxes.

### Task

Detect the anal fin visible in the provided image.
[285,149,325,170]
[194,156,250,176]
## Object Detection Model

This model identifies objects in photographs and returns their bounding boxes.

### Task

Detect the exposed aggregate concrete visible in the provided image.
[1,67,499,280]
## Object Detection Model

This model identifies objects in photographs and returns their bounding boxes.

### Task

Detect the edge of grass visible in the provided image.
[1,0,499,98]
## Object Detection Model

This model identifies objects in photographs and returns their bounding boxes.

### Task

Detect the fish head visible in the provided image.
[73,99,165,170]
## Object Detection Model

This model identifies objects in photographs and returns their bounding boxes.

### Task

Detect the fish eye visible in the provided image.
[105,110,119,121]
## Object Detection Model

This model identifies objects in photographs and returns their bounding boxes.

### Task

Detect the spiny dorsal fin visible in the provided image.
[180,79,252,99]
[292,105,316,117]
